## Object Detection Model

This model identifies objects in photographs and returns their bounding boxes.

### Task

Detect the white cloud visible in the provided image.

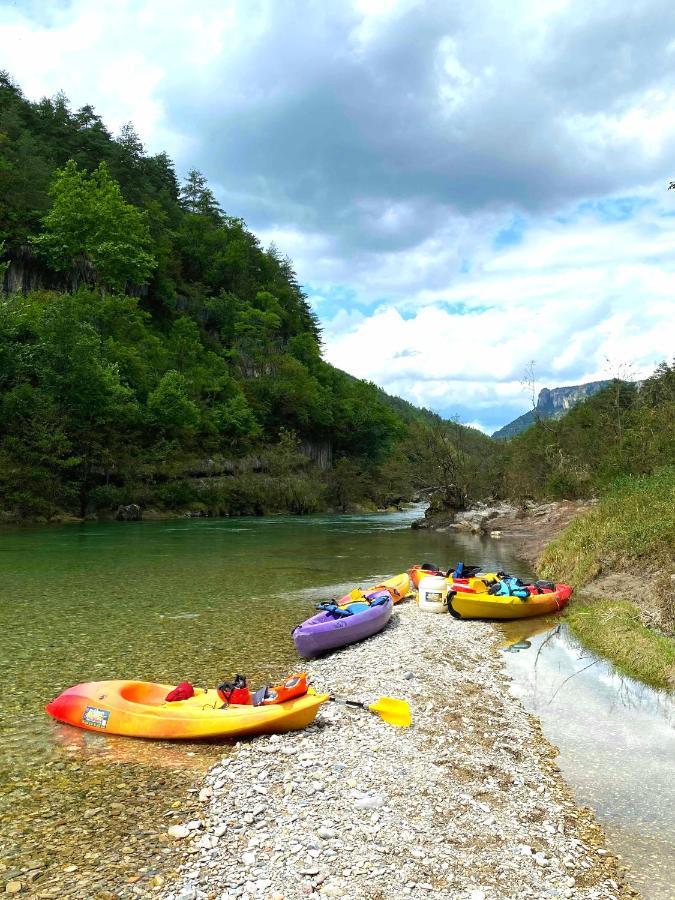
[323,203,675,428]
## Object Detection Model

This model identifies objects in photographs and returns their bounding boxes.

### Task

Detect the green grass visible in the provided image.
[567,599,675,690]
[538,467,675,586]
[537,468,675,689]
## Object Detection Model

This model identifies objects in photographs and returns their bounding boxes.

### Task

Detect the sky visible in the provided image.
[2,0,675,432]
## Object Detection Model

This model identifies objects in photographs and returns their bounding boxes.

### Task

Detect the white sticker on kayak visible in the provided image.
[82,706,110,729]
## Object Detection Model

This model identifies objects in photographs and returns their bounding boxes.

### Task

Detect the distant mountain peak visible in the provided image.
[492,380,612,440]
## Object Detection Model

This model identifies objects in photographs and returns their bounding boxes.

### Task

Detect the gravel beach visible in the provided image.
[162,603,636,900]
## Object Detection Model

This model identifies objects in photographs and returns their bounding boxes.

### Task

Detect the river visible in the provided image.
[499,619,675,900]
[0,509,672,897]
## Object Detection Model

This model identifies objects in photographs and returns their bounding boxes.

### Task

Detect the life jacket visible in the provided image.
[450,563,482,579]
[317,591,390,618]
[165,681,195,702]
[217,674,252,705]
[489,577,530,599]
[252,672,309,706]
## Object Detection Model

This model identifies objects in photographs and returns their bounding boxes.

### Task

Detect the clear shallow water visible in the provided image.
[500,621,675,900]
[0,508,513,896]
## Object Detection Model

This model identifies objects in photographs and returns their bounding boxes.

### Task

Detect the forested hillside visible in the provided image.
[0,72,494,521]
[498,363,675,500]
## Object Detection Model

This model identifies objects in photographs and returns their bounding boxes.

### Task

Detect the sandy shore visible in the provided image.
[161,602,635,900]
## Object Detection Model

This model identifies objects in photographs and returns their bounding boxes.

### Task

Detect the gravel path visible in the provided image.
[162,603,636,900]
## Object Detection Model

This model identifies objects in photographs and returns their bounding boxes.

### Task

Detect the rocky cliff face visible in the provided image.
[492,380,611,440]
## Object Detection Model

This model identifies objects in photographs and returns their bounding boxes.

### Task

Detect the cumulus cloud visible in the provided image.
[323,202,675,428]
[2,0,675,429]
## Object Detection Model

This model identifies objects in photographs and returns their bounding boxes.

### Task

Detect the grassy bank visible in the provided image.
[567,599,675,689]
[538,467,675,585]
[538,467,675,689]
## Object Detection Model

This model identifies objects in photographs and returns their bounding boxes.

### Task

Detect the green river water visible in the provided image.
[0,509,672,898]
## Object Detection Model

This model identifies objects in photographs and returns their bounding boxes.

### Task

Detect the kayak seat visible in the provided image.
[316,601,353,617]
[343,602,370,614]
[120,682,171,706]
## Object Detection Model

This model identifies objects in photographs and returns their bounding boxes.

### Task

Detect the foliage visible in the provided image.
[499,363,675,501]
[1,74,501,518]
[30,160,156,291]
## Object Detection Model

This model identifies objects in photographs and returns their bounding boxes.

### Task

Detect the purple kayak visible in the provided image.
[292,593,393,658]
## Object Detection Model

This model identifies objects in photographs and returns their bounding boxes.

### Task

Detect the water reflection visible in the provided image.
[500,621,675,900]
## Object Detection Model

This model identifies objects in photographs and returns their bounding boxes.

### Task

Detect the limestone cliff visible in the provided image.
[492,380,612,440]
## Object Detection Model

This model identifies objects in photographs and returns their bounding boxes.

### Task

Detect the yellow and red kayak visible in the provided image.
[46,680,328,740]
[408,564,443,589]
[338,572,412,606]
[448,583,572,620]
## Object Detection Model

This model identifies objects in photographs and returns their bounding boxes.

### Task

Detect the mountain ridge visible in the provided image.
[492,380,612,440]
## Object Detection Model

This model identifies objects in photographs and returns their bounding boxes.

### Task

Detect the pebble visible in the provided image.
[353,794,385,809]
[168,825,191,840]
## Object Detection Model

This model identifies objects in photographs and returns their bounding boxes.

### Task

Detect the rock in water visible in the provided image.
[116,503,141,521]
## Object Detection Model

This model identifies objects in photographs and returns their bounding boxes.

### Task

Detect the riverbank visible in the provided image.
[538,471,675,689]
[163,603,633,900]
[412,499,594,568]
[416,481,675,690]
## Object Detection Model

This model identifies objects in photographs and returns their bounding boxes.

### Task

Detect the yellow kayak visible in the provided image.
[46,680,329,740]
[448,583,572,620]
[338,572,412,606]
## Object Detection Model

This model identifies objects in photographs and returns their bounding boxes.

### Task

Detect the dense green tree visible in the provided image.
[31,160,156,290]
[179,169,223,221]
[147,370,199,431]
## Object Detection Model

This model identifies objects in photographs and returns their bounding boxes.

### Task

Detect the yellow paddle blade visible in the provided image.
[368,696,411,727]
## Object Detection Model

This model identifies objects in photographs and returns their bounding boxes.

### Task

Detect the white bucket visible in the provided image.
[418,575,449,613]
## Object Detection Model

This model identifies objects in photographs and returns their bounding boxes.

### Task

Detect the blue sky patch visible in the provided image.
[493,214,527,250]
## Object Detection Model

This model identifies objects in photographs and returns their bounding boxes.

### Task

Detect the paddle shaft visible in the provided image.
[329,696,366,710]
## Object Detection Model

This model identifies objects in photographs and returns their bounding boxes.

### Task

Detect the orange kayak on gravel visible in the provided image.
[45,680,328,740]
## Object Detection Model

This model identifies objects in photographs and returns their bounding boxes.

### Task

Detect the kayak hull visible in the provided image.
[293,596,393,658]
[338,572,412,605]
[45,680,328,740]
[369,572,412,604]
[448,584,572,620]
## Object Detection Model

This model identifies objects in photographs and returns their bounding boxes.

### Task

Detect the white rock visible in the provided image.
[168,824,191,840]
[354,795,386,809]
